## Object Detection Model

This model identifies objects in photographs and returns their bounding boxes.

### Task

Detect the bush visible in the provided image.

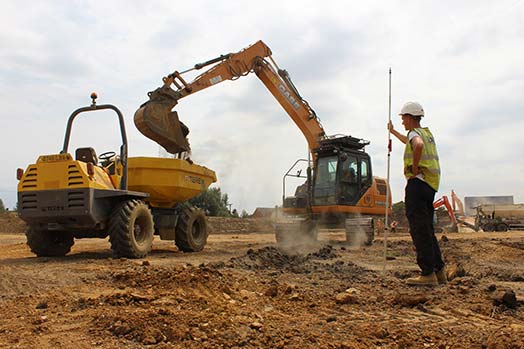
[187,187,232,217]
[392,201,405,217]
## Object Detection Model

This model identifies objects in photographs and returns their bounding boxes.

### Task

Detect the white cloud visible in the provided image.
[1,0,524,213]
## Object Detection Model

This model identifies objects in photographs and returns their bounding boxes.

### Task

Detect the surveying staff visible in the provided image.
[388,101,446,286]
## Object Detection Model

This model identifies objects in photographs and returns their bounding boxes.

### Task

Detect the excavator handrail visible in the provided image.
[282,158,311,207]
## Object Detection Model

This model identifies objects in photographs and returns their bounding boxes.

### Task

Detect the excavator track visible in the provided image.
[345,217,375,246]
[275,218,318,246]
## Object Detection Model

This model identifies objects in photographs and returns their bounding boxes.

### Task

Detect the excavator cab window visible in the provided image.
[339,155,359,204]
[361,158,371,185]
[313,156,338,205]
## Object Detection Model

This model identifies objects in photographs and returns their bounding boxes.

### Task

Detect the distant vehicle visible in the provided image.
[433,194,459,232]
[474,204,524,232]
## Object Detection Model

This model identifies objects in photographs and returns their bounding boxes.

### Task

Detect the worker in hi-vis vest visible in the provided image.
[388,101,446,286]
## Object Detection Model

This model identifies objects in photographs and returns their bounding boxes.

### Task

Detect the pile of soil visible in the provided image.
[0,213,26,234]
[0,229,523,348]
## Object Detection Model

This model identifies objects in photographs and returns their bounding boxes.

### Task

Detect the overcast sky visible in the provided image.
[1,0,523,213]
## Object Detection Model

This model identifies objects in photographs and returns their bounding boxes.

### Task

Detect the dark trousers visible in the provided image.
[405,178,445,275]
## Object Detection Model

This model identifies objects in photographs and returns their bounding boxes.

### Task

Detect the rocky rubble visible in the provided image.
[0,229,524,348]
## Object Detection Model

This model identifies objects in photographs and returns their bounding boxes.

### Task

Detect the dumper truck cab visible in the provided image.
[17,94,216,258]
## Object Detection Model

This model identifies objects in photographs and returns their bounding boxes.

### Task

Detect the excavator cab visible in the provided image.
[339,152,373,204]
[282,135,374,214]
[312,155,340,205]
[311,136,373,207]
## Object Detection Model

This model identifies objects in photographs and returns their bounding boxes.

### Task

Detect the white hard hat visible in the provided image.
[399,101,424,117]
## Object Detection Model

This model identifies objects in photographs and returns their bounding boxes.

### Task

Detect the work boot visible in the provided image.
[436,267,448,285]
[406,273,438,286]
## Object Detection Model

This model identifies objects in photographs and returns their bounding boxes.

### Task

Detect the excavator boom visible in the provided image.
[134,40,326,159]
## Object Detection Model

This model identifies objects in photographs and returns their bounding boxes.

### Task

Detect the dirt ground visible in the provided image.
[1,219,524,348]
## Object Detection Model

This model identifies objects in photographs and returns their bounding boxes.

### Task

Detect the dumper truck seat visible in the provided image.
[75,147,98,164]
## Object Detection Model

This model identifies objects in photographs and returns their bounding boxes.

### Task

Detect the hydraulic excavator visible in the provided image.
[433,195,459,232]
[433,190,477,233]
[135,40,391,245]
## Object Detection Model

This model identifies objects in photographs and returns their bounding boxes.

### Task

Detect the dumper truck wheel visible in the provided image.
[496,223,509,232]
[109,199,154,258]
[483,223,495,232]
[175,207,208,252]
[26,227,74,257]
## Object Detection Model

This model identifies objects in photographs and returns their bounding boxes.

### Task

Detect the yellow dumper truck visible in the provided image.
[17,94,216,258]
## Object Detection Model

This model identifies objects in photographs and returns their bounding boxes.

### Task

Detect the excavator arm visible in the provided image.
[433,195,458,231]
[451,189,465,216]
[134,40,326,160]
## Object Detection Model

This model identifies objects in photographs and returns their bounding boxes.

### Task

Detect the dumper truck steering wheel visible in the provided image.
[99,151,116,162]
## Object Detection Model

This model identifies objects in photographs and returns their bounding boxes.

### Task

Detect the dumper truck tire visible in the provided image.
[109,199,154,258]
[26,227,74,257]
[482,223,495,232]
[175,207,208,252]
[496,223,509,232]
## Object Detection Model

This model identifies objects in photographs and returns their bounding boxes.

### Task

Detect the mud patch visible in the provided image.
[224,245,372,280]
[310,245,339,259]
[2,230,524,349]
[227,245,336,272]
[499,241,524,250]
[109,265,225,291]
[93,309,191,345]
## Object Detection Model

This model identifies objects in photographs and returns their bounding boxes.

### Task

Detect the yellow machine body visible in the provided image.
[18,154,216,209]
[127,157,217,208]
[18,153,115,192]
[17,96,216,258]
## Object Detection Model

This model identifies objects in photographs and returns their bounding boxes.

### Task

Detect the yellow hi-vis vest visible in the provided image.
[403,127,440,192]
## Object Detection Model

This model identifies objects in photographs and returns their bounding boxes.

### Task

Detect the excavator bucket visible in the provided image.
[134,85,190,154]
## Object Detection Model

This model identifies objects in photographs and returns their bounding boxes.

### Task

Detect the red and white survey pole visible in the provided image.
[384,68,392,271]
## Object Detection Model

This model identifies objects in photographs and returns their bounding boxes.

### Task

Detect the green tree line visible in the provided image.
[187,187,249,218]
